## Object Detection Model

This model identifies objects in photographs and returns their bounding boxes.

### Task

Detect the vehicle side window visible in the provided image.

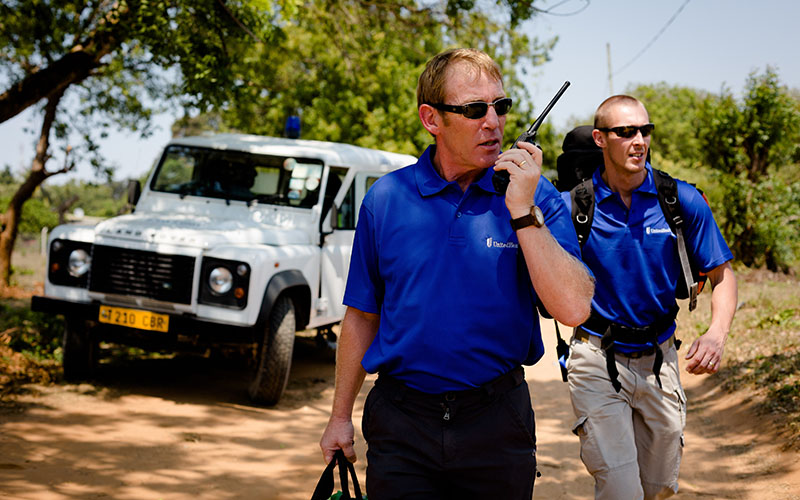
[337,182,356,229]
[340,175,380,229]
[366,176,380,192]
[326,167,350,228]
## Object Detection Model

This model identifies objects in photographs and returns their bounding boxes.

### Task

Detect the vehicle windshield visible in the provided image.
[150,145,325,207]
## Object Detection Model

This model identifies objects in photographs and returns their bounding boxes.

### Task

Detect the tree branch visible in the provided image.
[215,0,264,44]
[0,4,130,124]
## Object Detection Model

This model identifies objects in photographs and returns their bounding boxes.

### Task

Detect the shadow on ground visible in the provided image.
[78,335,337,410]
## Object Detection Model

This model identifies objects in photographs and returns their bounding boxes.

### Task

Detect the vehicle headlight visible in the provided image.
[199,258,251,309]
[68,249,91,277]
[49,239,93,288]
[208,267,233,295]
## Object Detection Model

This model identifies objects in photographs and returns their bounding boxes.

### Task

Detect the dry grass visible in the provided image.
[680,266,800,450]
[4,235,46,295]
[1,236,58,397]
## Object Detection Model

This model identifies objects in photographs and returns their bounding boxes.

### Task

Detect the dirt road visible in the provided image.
[1,322,799,499]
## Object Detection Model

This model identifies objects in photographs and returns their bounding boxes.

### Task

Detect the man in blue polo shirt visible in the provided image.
[564,95,738,500]
[319,48,595,499]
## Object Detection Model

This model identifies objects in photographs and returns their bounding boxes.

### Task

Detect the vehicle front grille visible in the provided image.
[89,245,195,304]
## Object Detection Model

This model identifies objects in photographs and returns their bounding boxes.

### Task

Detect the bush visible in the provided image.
[0,304,64,361]
[714,174,800,272]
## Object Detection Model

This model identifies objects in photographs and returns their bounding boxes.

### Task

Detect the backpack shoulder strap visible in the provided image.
[652,168,699,311]
[570,178,595,248]
[557,178,595,384]
[652,169,683,231]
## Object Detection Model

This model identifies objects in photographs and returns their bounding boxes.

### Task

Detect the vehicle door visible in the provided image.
[317,168,381,325]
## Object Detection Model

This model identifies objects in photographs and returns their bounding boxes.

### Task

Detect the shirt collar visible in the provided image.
[593,162,656,203]
[414,145,496,197]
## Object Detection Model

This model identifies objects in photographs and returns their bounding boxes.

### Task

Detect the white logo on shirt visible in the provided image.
[646,227,672,235]
[486,237,519,249]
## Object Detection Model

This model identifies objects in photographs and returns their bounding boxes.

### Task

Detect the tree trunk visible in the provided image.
[57,195,81,225]
[0,90,64,291]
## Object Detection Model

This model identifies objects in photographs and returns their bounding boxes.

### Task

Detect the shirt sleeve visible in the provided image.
[677,181,734,272]
[342,196,384,314]
[532,178,593,318]
[535,177,582,260]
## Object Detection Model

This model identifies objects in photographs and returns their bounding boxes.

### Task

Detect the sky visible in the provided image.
[1,0,799,182]
[523,0,800,127]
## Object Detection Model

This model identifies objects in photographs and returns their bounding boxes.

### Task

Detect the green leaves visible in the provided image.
[692,68,800,271]
[200,0,554,156]
[698,67,800,182]
[630,71,800,272]
[630,83,706,168]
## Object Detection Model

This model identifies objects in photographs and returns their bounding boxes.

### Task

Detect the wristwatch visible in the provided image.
[510,205,545,231]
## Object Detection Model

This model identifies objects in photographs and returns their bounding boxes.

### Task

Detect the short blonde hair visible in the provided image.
[594,95,648,128]
[417,48,503,109]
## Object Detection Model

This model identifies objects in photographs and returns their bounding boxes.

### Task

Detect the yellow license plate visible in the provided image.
[98,305,169,333]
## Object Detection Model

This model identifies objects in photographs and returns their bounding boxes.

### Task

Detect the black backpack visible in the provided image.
[555,125,706,311]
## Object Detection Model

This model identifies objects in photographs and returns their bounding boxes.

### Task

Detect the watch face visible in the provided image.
[532,206,544,227]
[510,206,545,231]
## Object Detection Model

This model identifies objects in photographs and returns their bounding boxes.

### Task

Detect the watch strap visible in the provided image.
[510,214,537,231]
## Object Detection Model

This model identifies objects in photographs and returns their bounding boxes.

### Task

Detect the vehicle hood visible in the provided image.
[93,214,310,248]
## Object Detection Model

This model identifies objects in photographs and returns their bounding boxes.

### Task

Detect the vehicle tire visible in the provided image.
[248,295,296,405]
[62,318,98,382]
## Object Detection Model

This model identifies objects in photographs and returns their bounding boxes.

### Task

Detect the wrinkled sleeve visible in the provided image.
[532,178,593,318]
[677,181,733,272]
[535,178,583,261]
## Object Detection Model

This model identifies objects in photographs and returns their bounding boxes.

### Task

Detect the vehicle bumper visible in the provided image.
[31,296,256,345]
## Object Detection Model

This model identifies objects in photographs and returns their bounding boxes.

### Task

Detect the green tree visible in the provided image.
[15,198,60,235]
[179,0,556,156]
[630,83,707,168]
[0,0,556,289]
[0,166,15,186]
[714,174,800,271]
[697,68,800,271]
[0,0,293,289]
[39,179,130,221]
[699,68,800,183]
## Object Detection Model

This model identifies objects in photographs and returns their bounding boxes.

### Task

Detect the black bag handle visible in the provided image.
[311,449,364,500]
[554,320,570,382]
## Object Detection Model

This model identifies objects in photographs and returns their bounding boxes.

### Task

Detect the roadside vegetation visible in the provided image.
[714,268,800,450]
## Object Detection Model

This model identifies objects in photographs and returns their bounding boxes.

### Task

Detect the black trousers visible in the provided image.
[362,367,537,500]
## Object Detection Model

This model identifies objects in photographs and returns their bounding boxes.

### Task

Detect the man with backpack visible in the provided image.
[561,95,738,499]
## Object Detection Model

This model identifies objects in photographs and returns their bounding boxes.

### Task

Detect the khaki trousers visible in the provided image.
[567,329,686,500]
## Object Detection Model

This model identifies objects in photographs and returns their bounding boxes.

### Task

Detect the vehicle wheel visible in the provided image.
[62,318,98,382]
[248,295,296,405]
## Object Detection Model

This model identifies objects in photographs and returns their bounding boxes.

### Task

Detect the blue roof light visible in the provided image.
[285,115,301,139]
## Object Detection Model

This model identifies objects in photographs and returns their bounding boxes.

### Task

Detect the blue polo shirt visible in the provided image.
[561,164,733,350]
[344,145,582,393]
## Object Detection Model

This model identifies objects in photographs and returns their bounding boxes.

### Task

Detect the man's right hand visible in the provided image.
[320,415,357,464]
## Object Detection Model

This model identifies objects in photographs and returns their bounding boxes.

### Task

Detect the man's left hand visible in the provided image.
[684,327,726,375]
[685,262,737,376]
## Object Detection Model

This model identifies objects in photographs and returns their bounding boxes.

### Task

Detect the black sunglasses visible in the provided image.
[596,123,655,138]
[430,97,513,120]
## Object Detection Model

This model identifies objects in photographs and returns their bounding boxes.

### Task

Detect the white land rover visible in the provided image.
[32,133,415,405]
